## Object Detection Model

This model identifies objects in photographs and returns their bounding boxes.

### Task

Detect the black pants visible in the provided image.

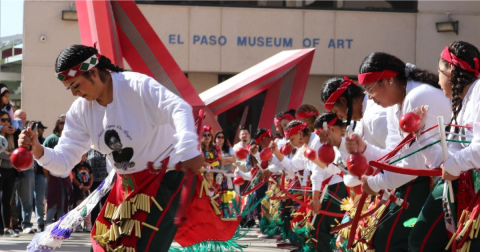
[374,178,431,252]
[408,179,450,252]
[136,170,185,252]
[0,168,16,230]
[312,182,347,252]
[279,198,293,240]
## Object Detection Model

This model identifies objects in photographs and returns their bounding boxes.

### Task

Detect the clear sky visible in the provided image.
[1,0,24,37]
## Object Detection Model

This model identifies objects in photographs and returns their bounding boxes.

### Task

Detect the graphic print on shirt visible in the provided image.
[104,129,135,170]
[75,166,91,185]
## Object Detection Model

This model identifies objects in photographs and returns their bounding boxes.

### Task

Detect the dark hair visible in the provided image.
[214,130,231,153]
[284,109,296,117]
[239,125,250,134]
[321,77,364,127]
[201,131,215,153]
[0,111,15,150]
[255,128,268,139]
[104,129,121,147]
[441,41,480,124]
[53,117,65,135]
[314,112,346,129]
[359,52,439,89]
[0,111,10,121]
[55,45,124,83]
[0,83,11,111]
[285,120,311,137]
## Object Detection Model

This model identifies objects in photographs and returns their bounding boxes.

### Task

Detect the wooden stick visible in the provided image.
[142,222,159,231]
[438,116,455,203]
[470,220,476,239]
[445,232,457,250]
[457,220,473,241]
[151,196,163,211]
[136,220,141,238]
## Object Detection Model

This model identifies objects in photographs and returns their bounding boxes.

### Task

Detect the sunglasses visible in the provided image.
[216,136,224,139]
[0,118,10,123]
[59,122,65,125]
[203,133,211,137]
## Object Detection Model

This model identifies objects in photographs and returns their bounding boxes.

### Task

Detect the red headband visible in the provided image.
[284,123,307,139]
[274,113,295,126]
[323,77,356,111]
[314,117,339,136]
[441,46,480,76]
[328,117,338,127]
[357,70,399,85]
[295,111,319,120]
[56,53,101,82]
[203,125,212,134]
[255,129,272,144]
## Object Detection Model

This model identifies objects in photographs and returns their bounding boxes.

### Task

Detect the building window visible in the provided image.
[136,0,417,12]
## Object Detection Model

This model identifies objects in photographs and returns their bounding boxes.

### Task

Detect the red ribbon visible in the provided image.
[369,161,443,177]
[357,70,399,85]
[328,117,338,127]
[271,177,344,218]
[441,46,480,76]
[255,129,271,144]
[295,111,319,120]
[284,123,307,139]
[274,114,295,126]
[324,77,356,111]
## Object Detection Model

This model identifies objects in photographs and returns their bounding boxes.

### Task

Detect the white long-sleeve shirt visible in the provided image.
[267,137,295,179]
[37,72,201,176]
[363,80,451,192]
[279,133,342,191]
[443,80,480,176]
[338,95,388,187]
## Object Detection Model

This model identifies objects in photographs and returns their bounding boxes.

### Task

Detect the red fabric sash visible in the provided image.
[369,160,442,177]
[91,168,166,251]
[174,174,241,246]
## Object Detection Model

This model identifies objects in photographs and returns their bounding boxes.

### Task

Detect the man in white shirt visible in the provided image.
[233,125,251,151]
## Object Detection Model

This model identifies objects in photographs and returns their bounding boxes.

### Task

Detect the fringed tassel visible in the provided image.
[28,170,117,252]
[168,228,249,252]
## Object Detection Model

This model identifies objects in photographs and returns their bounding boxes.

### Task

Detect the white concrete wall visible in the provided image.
[21,0,480,128]
[22,1,81,130]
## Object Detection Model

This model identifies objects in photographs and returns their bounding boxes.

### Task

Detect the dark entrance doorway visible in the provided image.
[217,91,267,145]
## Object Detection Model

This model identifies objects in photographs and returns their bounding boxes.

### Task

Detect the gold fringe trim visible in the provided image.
[448,209,480,252]
[96,193,160,251]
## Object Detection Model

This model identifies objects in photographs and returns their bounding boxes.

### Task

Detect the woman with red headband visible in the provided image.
[271,120,345,252]
[320,76,387,192]
[345,52,451,252]
[19,45,203,252]
[419,41,480,252]
[296,104,320,133]
[321,76,387,154]
[274,110,296,138]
